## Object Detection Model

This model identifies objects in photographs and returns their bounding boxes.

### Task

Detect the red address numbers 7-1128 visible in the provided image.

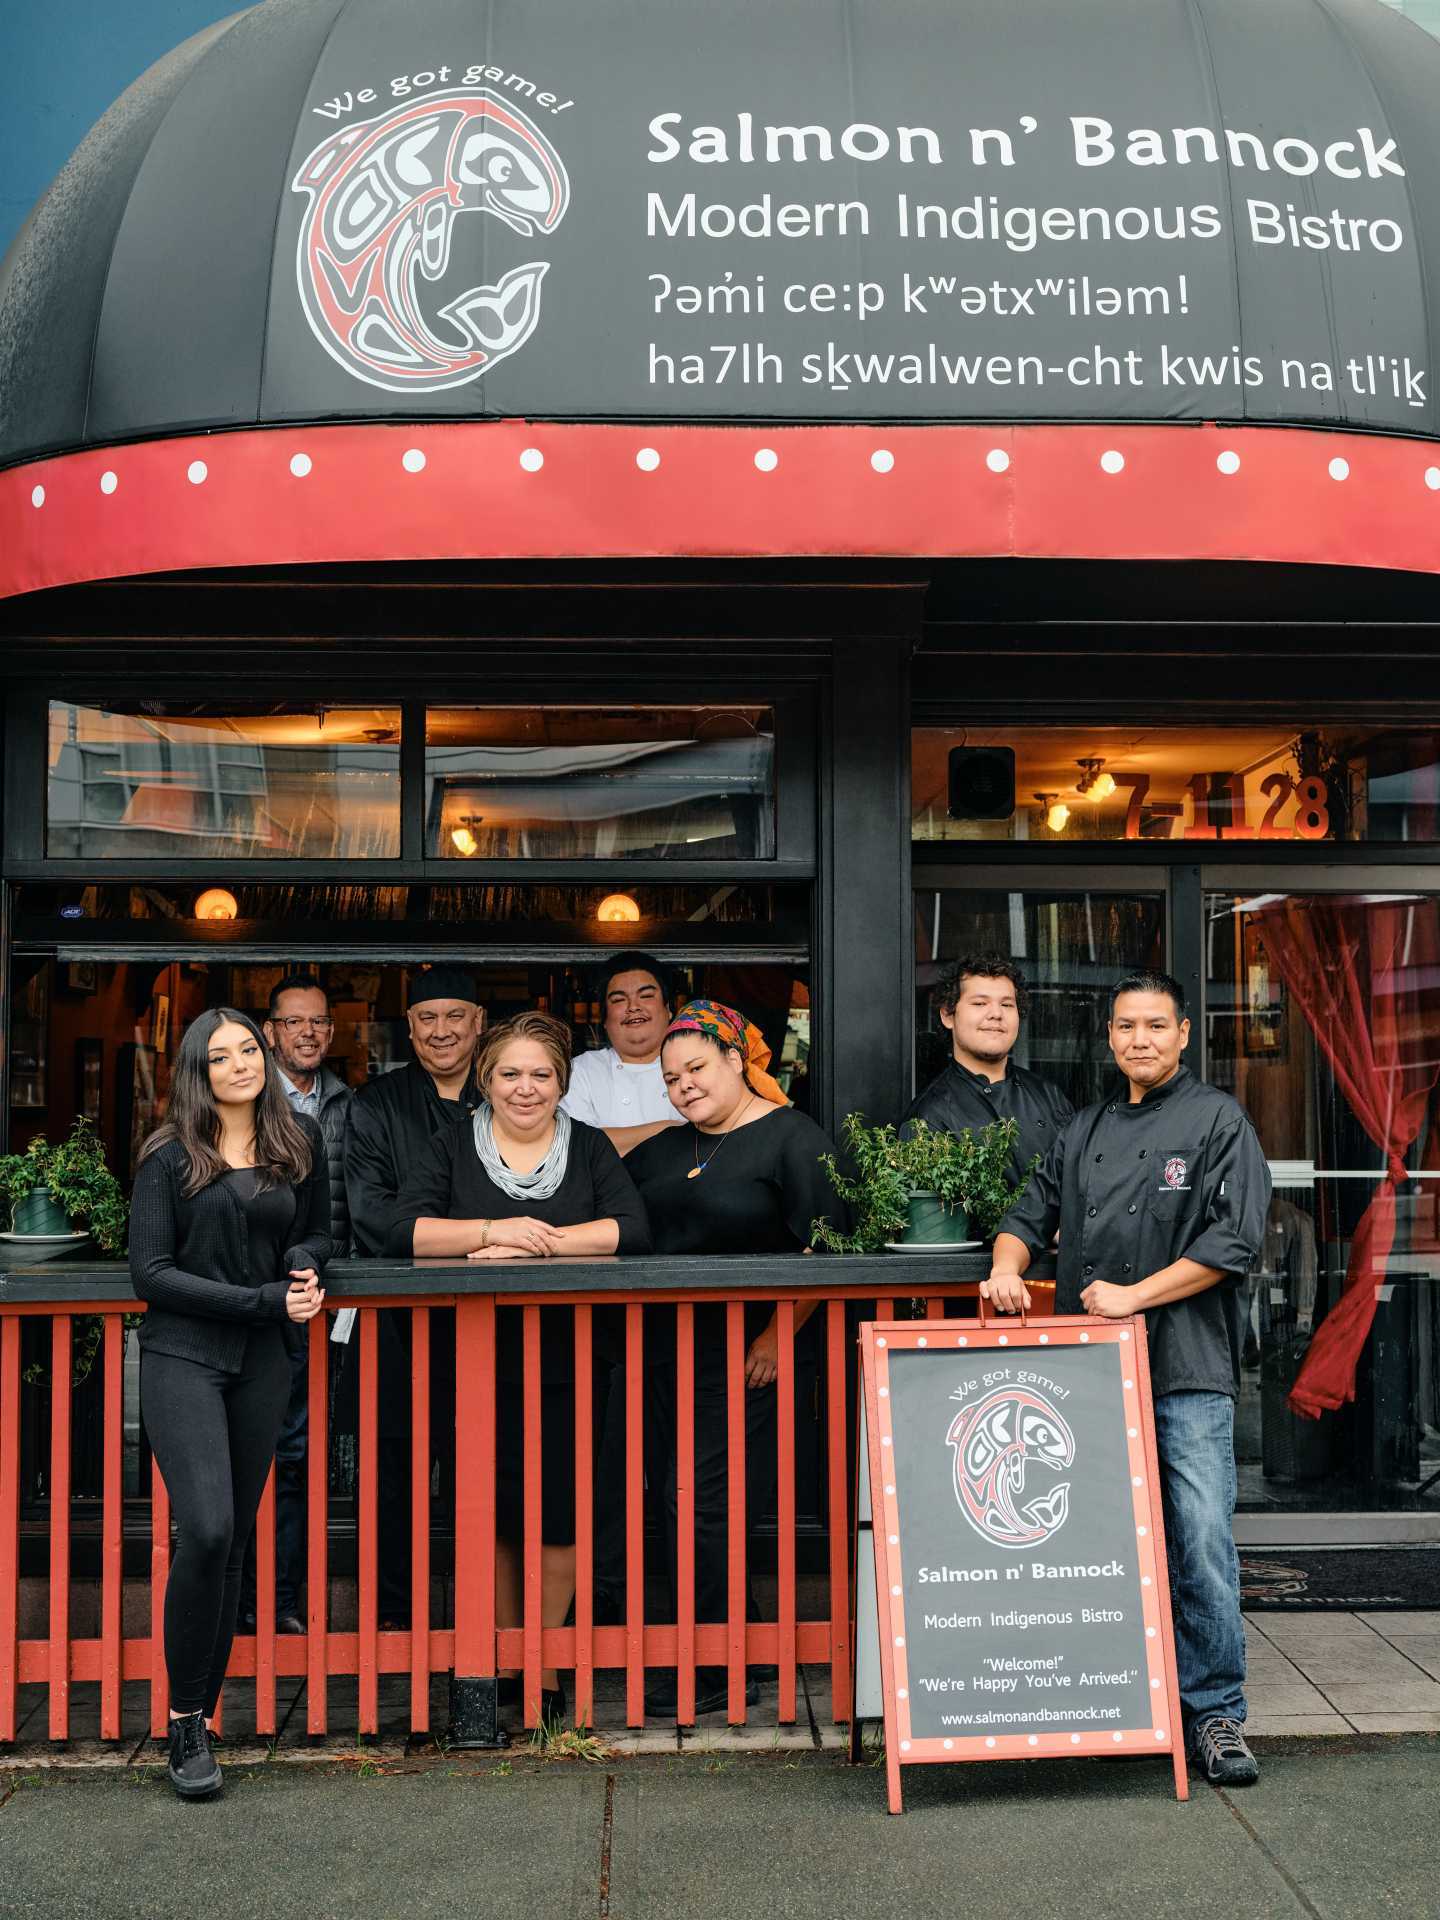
[1114,772,1331,841]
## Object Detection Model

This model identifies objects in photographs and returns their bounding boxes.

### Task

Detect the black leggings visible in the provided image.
[141,1328,292,1715]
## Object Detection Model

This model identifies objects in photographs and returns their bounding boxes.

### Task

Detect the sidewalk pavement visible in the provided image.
[4,1735,1437,1919]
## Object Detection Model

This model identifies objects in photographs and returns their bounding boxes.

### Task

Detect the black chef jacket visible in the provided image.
[902,1057,1073,1193]
[998,1066,1270,1399]
[344,1059,481,1258]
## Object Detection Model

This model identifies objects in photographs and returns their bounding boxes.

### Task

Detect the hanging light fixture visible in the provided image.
[1076,757,1118,801]
[596,893,641,924]
[193,888,239,921]
[1035,792,1070,834]
[450,825,479,856]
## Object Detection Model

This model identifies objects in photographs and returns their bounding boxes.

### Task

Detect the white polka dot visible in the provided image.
[1128,1428,1138,1439]
[636,447,661,472]
[1027,1735,1038,1746]
[1071,1734,1081,1745]
[1156,1729,1167,1741]
[1080,1333,1090,1344]
[998,1335,1008,1346]
[519,447,544,472]
[870,449,895,474]
[900,1740,911,1752]
[1039,1334,1049,1345]
[402,449,426,474]
[1119,1331,1130,1342]
[1125,1380,1134,1390]
[957,1337,968,1347]
[986,448,1010,473]
[1100,450,1125,474]
[879,1387,888,1398]
[1142,1576,1153,1588]
[30,485,44,509]
[1113,1732,1124,1743]
[1132,1476,1143,1487]
[891,1584,901,1596]
[1217,450,1241,475]
[895,1636,904,1647]
[187,460,207,486]
[943,1739,953,1750]
[889,1537,899,1547]
[881,1436,891,1448]
[1138,1527,1148,1538]
[917,1337,927,1349]
[898,1687,908,1700]
[1328,456,1349,482]
[1151,1677,1161,1689]
[1147,1628,1157,1639]
[1426,467,1440,491]
[290,453,312,478]
[754,448,778,472]
[877,1338,887,1349]
[985,1737,996,1748]
[99,471,118,495]
[884,1485,895,1497]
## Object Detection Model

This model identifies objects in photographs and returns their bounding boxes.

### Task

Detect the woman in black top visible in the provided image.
[130,1008,330,1800]
[390,1010,650,1720]
[625,1000,840,1721]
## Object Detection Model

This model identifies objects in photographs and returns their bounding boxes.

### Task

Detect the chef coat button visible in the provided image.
[1083,1264,1094,1276]
[1128,1204,1137,1215]
[1122,1263,1132,1274]
[1108,1104,1117,1113]
[1139,1149,1148,1159]
[1095,1153,1103,1162]
[1087,1206,1098,1217]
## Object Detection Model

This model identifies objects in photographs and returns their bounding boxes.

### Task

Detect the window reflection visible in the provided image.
[426,706,776,859]
[46,704,402,859]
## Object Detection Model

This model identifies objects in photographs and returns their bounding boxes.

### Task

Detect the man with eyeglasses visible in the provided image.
[344,966,483,1627]
[240,974,352,1636]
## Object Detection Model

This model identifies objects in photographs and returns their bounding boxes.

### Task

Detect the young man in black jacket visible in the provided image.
[984,969,1270,1787]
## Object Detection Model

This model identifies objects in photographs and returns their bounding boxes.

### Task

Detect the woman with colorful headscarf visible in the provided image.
[626,998,843,1721]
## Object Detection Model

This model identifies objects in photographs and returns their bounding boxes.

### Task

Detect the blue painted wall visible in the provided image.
[0,1,238,260]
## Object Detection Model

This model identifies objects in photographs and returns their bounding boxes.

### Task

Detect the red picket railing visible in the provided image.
[0,1260,1043,1746]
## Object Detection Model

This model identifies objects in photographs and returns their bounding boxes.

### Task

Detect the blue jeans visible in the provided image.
[1152,1389,1246,1743]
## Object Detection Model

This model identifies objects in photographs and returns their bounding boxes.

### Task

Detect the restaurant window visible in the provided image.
[913,725,1440,845]
[426,706,776,859]
[1207,890,1440,1511]
[46,703,402,859]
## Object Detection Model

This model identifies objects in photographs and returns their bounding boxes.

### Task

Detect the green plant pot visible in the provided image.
[898,1190,969,1246]
[11,1188,76,1236]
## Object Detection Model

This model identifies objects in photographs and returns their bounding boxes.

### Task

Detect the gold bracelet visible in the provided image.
[478,1219,491,1250]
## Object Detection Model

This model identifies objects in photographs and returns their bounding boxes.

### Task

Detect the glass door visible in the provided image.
[1203,878,1440,1514]
[912,864,1169,1110]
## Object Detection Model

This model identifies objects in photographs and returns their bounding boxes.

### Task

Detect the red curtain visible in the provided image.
[1257,898,1440,1419]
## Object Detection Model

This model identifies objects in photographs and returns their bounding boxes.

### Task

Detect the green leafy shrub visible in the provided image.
[0,1117,129,1255]
[811,1113,1036,1254]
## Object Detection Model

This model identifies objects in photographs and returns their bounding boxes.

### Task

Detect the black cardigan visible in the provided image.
[130,1118,332,1373]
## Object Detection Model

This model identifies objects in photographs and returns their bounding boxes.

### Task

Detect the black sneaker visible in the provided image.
[644,1668,760,1722]
[1192,1717,1259,1786]
[167,1710,222,1800]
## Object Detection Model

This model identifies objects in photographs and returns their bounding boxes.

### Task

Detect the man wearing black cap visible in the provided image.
[343,966,482,1625]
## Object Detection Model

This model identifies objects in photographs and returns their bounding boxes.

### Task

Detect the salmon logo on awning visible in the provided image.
[291,88,570,392]
[946,1385,1076,1551]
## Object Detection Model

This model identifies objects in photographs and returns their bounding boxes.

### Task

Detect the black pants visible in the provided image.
[141,1328,291,1715]
[644,1362,777,1647]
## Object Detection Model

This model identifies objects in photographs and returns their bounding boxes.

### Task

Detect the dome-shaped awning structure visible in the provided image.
[4,0,1440,594]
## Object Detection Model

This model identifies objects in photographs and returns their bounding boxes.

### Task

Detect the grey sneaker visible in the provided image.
[1193,1717,1259,1786]
[166,1709,222,1800]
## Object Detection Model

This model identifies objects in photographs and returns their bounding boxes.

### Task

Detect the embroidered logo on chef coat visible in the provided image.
[946,1386,1075,1552]
[1162,1155,1190,1192]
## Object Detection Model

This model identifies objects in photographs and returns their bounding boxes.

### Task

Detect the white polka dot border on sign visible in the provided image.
[917,1336,927,1348]
[884,1484,895,1496]
[1146,1627,1157,1639]
[1328,456,1350,482]
[900,1740,911,1753]
[99,471,118,495]
[870,449,895,474]
[754,448,778,472]
[1426,467,1440,491]
[956,1336,968,1347]
[1138,1526,1147,1537]
[1071,1734,1081,1745]
[879,1387,888,1398]
[1151,1677,1161,1689]
[1100,450,1125,474]
[519,448,544,472]
[998,1335,1008,1346]
[1119,1331,1130,1342]
[30,485,44,508]
[636,447,661,472]
[891,1584,901,1597]
[1038,1334,1049,1344]
[1155,1729,1167,1741]
[1132,1475,1143,1487]
[1113,1732,1124,1744]
[895,1635,904,1647]
[986,448,1010,473]
[1080,1333,1090,1343]
[1128,1427,1138,1438]
[1125,1379,1135,1390]
[881,1436,891,1448]
[187,461,207,486]
[943,1739,953,1750]
[1142,1575,1153,1588]
[402,449,426,474]
[889,1536,899,1547]
[290,453,313,478]
[898,1687,908,1700]
[876,1337,886,1348]
[1216,450,1241,475]
[1027,1735,1038,1747]
[985,1737,996,1749]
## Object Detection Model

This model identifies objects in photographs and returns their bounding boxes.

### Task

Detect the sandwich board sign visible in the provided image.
[855,1313,1188,1812]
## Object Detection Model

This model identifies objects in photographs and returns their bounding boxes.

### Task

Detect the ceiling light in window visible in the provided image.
[450,826,479,857]
[1035,793,1070,834]
[597,893,641,924]
[194,888,238,921]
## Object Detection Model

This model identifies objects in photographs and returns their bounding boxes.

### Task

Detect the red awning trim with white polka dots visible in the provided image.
[4,421,1440,600]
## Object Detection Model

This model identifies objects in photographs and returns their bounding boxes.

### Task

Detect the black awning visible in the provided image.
[4,0,1440,464]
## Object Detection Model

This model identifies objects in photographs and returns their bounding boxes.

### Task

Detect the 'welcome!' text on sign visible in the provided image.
[860,1317,1186,1812]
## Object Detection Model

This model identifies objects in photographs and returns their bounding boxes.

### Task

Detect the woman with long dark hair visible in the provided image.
[130,1007,331,1800]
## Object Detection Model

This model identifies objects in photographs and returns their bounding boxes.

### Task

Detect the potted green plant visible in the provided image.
[811,1114,1036,1254]
[0,1117,129,1261]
